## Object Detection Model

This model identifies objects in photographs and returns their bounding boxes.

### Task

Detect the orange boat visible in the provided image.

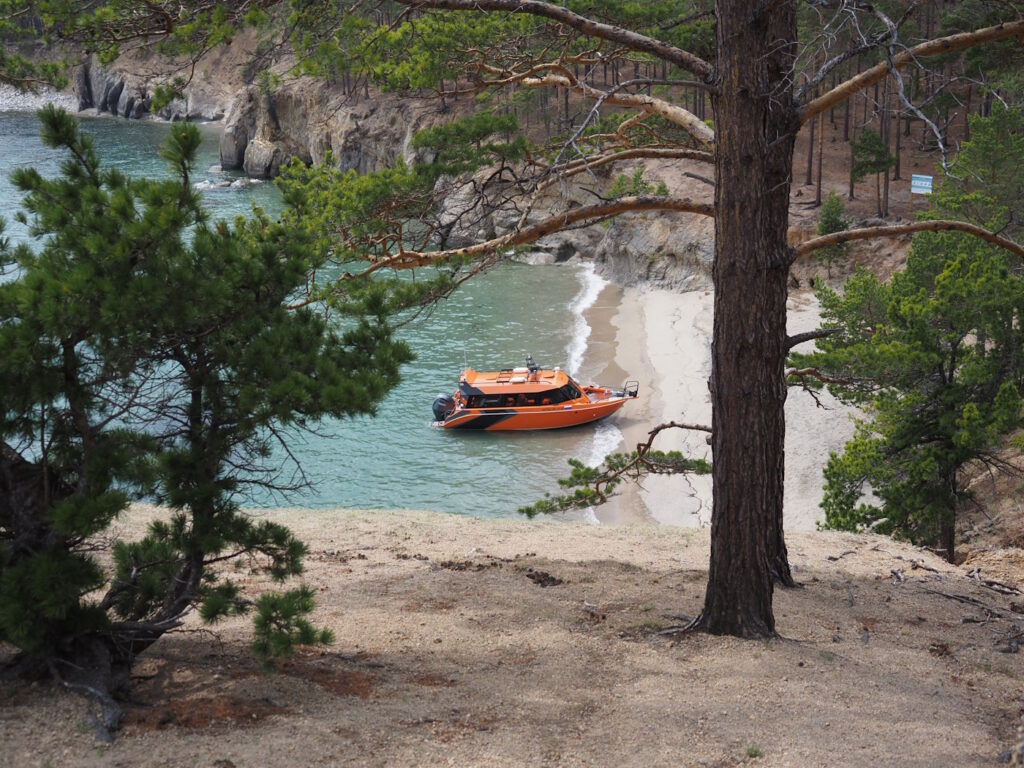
[432,356,638,430]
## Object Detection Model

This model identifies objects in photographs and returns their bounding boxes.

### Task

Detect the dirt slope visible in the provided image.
[3,506,1023,767]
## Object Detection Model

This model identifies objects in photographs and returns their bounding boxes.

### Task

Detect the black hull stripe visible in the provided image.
[445,412,517,430]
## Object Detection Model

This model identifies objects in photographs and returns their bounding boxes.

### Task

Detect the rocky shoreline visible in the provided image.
[61,44,726,291]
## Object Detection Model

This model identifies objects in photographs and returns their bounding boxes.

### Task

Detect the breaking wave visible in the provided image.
[565,262,608,377]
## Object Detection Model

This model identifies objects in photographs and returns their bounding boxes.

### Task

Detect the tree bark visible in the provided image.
[816,97,824,206]
[881,77,890,218]
[693,0,797,638]
[805,111,815,186]
[893,103,902,181]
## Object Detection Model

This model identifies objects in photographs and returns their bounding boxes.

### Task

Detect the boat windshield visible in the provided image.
[464,382,581,409]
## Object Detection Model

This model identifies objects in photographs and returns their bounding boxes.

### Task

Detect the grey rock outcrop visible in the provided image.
[73,58,153,119]
[593,214,714,291]
[219,78,446,178]
[220,89,261,169]
[509,213,713,291]
[71,29,259,123]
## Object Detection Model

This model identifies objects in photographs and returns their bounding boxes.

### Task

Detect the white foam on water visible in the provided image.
[571,389,624,528]
[0,85,77,112]
[194,178,263,192]
[565,263,621,525]
[586,420,621,467]
[194,179,232,191]
[565,262,608,378]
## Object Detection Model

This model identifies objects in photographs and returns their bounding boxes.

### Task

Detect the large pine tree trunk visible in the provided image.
[694,0,797,638]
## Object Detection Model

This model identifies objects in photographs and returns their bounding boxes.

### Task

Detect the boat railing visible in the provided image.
[623,381,639,398]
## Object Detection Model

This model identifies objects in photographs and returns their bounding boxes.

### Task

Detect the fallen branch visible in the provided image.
[919,587,1015,619]
[826,550,856,562]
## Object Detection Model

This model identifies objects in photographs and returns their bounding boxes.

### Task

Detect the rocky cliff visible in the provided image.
[71,44,242,123]
[218,80,442,179]
[72,52,718,291]
[450,161,717,291]
[73,34,445,181]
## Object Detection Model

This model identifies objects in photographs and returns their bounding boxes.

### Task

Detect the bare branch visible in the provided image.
[786,367,855,386]
[682,171,715,187]
[347,195,715,277]
[540,148,713,193]
[786,328,839,351]
[800,19,1024,125]
[795,221,1024,262]
[521,73,715,147]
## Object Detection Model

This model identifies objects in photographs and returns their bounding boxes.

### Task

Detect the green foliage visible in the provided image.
[412,110,527,176]
[519,451,711,517]
[850,129,895,185]
[815,190,850,272]
[0,551,108,653]
[252,585,334,667]
[608,166,666,199]
[270,106,535,312]
[0,108,412,671]
[0,3,69,89]
[794,108,1024,557]
[935,103,1024,241]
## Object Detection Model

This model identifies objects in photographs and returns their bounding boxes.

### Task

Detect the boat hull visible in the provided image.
[435,395,630,431]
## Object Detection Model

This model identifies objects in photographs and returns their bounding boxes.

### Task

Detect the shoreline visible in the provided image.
[581,279,858,531]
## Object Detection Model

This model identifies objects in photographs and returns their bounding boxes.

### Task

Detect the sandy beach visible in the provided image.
[581,281,857,530]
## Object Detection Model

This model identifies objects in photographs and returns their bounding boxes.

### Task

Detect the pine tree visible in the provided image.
[794,107,1024,562]
[0,107,413,735]
[850,129,896,217]
[816,190,850,275]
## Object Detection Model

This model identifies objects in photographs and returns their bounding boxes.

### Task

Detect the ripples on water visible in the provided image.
[1,104,615,516]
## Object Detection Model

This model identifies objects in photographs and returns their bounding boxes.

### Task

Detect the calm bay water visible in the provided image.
[1,106,615,515]
[0,110,280,246]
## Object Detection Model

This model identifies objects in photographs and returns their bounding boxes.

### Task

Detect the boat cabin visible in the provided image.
[457,367,583,409]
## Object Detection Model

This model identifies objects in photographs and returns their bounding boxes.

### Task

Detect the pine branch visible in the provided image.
[794,220,1024,263]
[800,19,1024,125]
[520,421,711,517]
[397,0,715,79]
[346,195,715,278]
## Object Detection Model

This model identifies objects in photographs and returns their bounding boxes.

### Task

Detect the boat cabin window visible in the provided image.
[561,383,582,401]
[463,384,580,409]
[535,384,581,405]
[464,395,505,408]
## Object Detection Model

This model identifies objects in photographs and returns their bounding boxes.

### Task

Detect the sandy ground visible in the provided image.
[582,283,858,530]
[3,506,1023,767]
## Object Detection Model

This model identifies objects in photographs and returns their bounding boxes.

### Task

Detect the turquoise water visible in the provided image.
[0,111,280,245]
[276,262,618,512]
[1,107,613,515]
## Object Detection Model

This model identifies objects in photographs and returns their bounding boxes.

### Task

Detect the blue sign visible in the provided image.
[911,174,933,195]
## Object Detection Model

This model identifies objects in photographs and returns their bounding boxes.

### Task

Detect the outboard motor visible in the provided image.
[432,394,456,422]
